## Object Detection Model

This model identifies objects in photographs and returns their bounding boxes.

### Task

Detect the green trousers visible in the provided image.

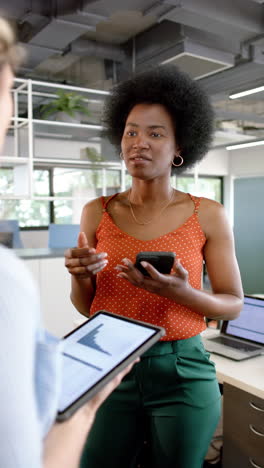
[80,335,221,468]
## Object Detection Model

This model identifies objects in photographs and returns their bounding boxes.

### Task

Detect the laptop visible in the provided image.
[204,295,264,361]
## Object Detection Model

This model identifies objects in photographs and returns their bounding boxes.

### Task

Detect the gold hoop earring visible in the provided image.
[172,155,184,167]
[119,151,124,160]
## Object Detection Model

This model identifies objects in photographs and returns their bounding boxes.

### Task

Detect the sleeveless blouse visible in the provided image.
[90,193,207,340]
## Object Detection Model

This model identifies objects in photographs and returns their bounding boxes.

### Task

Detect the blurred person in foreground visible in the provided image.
[0,16,136,468]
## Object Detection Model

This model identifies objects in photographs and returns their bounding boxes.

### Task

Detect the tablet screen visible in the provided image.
[58,311,163,416]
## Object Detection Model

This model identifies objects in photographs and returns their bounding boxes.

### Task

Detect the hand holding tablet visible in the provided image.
[57,311,165,421]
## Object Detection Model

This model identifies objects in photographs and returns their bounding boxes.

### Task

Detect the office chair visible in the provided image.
[0,220,23,248]
[48,223,80,249]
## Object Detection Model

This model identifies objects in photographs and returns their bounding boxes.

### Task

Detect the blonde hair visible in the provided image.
[0,16,25,71]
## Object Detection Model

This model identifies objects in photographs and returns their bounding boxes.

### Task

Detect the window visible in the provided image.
[0,165,124,228]
[52,167,122,224]
[52,168,102,224]
[106,170,122,195]
[0,168,50,227]
[0,168,13,195]
[171,175,223,203]
[0,168,223,228]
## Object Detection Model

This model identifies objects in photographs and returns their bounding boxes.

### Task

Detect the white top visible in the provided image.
[0,246,63,467]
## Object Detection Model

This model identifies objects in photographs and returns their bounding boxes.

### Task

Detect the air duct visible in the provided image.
[70,38,126,62]
[160,39,234,79]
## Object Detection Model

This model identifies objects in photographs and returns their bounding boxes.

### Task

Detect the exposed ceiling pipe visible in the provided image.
[52,0,99,16]
[199,61,264,95]
[76,9,107,21]
[15,2,97,45]
[54,18,96,31]
[215,109,264,125]
[242,32,264,46]
[70,38,126,62]
[14,1,105,71]
[142,0,174,18]
[4,0,97,18]
[160,0,264,37]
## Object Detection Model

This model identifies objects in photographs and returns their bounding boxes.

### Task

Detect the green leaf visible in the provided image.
[39,90,90,119]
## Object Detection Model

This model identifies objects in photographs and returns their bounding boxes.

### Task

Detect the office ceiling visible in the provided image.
[3,0,264,147]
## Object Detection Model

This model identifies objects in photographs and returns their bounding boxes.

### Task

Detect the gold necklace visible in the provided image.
[128,188,175,225]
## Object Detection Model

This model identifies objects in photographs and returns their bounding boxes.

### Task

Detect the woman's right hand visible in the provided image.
[64,232,108,279]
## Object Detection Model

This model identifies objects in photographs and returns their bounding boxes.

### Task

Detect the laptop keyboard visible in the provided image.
[214,336,261,352]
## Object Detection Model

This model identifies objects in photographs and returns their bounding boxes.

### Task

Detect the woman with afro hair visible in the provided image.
[65,65,243,468]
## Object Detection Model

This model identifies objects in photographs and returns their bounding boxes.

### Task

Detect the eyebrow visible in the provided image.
[125,122,166,130]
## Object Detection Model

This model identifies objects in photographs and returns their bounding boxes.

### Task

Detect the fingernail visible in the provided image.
[98,253,107,259]
[122,258,131,266]
[141,261,148,267]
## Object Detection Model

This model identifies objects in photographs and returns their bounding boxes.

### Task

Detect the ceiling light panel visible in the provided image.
[226,140,264,150]
[229,85,264,99]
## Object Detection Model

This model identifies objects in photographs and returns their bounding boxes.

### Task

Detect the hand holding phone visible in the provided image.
[135,251,176,277]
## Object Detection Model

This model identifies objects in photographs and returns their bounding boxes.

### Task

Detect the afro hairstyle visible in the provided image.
[102,64,215,174]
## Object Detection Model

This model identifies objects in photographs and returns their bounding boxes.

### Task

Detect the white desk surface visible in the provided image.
[202,328,264,399]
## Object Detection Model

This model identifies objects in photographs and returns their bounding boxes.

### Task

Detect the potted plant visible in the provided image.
[80,147,105,162]
[40,90,90,123]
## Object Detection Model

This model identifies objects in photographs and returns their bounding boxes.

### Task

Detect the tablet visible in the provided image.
[57,310,165,421]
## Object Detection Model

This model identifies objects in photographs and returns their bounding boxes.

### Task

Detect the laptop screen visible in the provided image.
[225,296,264,345]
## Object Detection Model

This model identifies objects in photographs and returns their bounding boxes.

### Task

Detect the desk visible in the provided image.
[202,329,264,468]
[202,328,264,399]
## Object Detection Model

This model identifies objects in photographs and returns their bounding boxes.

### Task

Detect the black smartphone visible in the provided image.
[135,251,176,277]
[56,310,165,422]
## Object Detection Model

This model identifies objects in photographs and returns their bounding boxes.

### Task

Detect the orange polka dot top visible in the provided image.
[90,193,207,341]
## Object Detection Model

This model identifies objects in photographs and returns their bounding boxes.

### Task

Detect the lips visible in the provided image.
[129,153,151,161]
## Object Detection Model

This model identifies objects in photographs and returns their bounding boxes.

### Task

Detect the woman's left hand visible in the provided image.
[115,257,191,302]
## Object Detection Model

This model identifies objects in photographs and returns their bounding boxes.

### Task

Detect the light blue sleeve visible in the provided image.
[0,248,62,467]
[35,329,64,436]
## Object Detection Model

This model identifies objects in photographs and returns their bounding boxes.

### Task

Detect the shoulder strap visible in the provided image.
[188,194,203,214]
[100,193,119,212]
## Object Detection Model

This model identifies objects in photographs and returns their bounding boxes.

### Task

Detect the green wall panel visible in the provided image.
[234,177,264,294]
